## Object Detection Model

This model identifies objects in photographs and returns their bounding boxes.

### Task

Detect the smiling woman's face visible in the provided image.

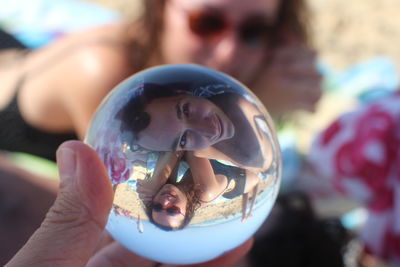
[151,184,187,229]
[160,0,281,84]
[137,95,235,151]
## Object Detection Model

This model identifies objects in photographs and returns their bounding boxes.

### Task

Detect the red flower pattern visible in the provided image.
[311,92,400,263]
[94,129,131,184]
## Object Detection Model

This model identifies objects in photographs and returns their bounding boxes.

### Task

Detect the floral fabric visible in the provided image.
[310,91,400,264]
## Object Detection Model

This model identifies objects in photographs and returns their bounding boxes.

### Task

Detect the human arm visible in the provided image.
[57,41,135,139]
[137,151,183,201]
[241,170,260,222]
[243,170,260,194]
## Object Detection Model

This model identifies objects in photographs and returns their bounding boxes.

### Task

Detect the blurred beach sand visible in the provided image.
[308,0,400,70]
[113,172,277,225]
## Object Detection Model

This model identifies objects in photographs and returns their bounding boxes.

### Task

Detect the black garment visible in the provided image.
[250,192,348,267]
[0,28,78,161]
[0,88,78,161]
[210,160,247,199]
[0,28,26,49]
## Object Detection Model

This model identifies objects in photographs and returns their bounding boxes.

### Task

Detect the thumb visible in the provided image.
[6,141,114,267]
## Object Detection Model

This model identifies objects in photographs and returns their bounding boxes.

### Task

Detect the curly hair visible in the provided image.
[144,182,201,231]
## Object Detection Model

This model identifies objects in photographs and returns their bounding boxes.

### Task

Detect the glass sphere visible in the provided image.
[84,64,281,264]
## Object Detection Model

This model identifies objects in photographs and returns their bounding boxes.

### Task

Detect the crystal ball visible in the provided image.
[84,64,281,264]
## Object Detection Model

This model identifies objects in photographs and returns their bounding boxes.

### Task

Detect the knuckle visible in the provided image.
[43,193,103,234]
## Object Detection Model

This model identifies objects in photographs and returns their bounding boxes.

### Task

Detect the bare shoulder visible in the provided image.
[38,23,139,136]
[60,23,136,87]
[47,23,138,110]
[24,23,136,90]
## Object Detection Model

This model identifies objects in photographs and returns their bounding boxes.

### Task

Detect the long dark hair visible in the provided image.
[144,174,202,231]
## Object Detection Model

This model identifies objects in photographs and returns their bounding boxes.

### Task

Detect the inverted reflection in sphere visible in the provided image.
[85,64,281,264]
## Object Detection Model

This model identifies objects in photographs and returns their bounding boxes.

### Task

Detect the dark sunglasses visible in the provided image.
[186,9,273,47]
[152,203,183,216]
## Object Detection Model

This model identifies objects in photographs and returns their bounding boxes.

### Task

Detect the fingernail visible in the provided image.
[58,147,77,181]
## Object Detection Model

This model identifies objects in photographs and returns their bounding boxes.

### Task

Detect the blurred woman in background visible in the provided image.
[0,0,320,161]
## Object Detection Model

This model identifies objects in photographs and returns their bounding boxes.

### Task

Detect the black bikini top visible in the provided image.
[0,79,78,161]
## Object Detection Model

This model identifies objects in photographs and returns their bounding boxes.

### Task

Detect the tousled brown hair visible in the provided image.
[144,180,201,231]
[125,0,167,70]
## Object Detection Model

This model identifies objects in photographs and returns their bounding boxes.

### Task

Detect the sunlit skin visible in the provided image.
[160,0,281,84]
[151,184,187,228]
[137,95,235,151]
